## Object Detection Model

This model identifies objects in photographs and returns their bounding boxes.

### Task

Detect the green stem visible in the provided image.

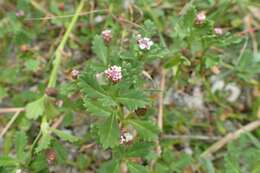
[48,0,85,88]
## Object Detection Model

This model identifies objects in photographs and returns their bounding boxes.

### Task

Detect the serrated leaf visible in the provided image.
[116,90,148,111]
[53,140,68,164]
[92,35,108,64]
[52,129,79,143]
[98,113,120,149]
[124,142,153,158]
[35,134,51,153]
[25,97,45,120]
[98,159,120,173]
[83,99,111,117]
[128,162,149,173]
[15,131,27,163]
[0,156,18,167]
[79,73,109,99]
[31,153,48,172]
[143,20,156,36]
[128,119,159,141]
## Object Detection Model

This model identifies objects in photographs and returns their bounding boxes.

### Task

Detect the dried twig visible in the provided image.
[0,107,25,114]
[163,134,222,141]
[158,68,166,130]
[0,110,22,138]
[26,9,108,21]
[200,120,260,159]
[51,115,65,129]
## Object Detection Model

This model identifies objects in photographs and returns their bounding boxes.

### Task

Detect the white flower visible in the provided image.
[120,132,134,144]
[104,65,122,83]
[71,69,80,79]
[214,27,223,35]
[137,36,154,50]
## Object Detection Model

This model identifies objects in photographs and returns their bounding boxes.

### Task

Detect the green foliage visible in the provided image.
[52,128,80,143]
[127,119,159,141]
[1,0,260,172]
[25,97,45,120]
[35,134,52,153]
[0,156,18,167]
[15,131,28,163]
[127,162,149,173]
[92,35,108,65]
[98,159,120,173]
[98,113,120,149]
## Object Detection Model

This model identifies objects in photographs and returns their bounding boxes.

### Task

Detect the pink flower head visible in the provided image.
[104,65,122,83]
[137,35,154,50]
[214,27,223,35]
[101,29,112,43]
[196,11,206,24]
[120,132,133,144]
[16,10,25,17]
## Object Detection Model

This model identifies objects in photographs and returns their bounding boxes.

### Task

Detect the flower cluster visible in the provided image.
[101,29,112,43]
[196,11,206,24]
[137,35,154,50]
[104,65,122,83]
[120,132,134,144]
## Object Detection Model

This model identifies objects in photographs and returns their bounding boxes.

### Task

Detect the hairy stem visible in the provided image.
[47,0,85,88]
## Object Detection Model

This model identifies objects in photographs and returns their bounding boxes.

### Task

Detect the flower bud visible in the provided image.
[46,149,56,164]
[101,29,112,43]
[71,69,80,80]
[45,87,58,97]
[58,3,65,11]
[214,27,223,35]
[196,11,206,24]
[16,10,25,17]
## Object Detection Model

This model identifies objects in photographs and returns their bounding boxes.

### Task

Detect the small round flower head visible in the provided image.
[101,29,112,43]
[137,36,154,50]
[71,69,80,79]
[214,27,223,35]
[16,10,25,17]
[196,11,206,24]
[104,65,122,83]
[120,132,134,144]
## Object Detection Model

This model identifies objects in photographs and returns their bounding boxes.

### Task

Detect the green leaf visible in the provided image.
[35,134,52,153]
[92,35,108,64]
[53,140,68,164]
[98,160,120,173]
[79,73,109,99]
[128,119,159,141]
[83,99,111,117]
[98,113,120,149]
[76,154,91,171]
[143,20,156,36]
[52,129,79,143]
[0,156,18,167]
[116,90,148,111]
[124,142,153,158]
[31,153,48,172]
[15,131,27,163]
[25,59,40,72]
[0,85,7,102]
[25,97,45,120]
[127,162,149,173]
